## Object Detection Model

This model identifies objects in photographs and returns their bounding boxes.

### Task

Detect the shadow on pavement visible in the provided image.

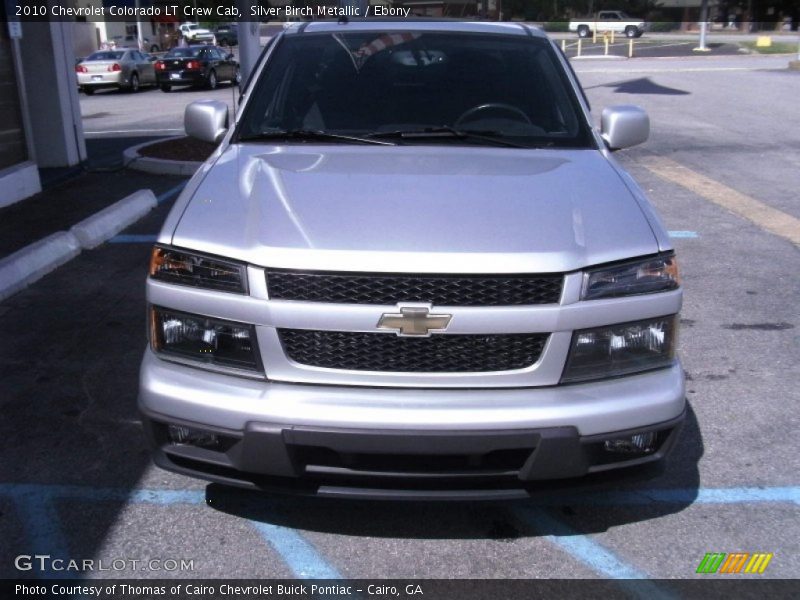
[604,77,691,95]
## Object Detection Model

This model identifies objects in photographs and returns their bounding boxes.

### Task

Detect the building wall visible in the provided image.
[0,6,41,207]
[19,21,86,169]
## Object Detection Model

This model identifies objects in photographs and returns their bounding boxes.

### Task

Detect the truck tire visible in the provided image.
[625,26,639,38]
[577,25,590,38]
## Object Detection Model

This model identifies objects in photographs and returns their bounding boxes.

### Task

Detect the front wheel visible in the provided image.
[233,66,241,85]
[577,25,590,38]
[625,26,639,38]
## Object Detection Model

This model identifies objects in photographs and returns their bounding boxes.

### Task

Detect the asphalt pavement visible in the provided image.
[0,51,797,586]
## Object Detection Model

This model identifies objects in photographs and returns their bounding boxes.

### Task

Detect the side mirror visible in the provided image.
[184,100,228,145]
[600,105,649,151]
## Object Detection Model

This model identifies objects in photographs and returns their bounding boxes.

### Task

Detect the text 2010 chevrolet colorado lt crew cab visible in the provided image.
[139,21,685,499]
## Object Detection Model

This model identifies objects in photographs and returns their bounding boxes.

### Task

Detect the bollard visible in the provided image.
[629,37,634,58]
[611,29,615,44]
[577,38,582,57]
[561,38,566,53]
[593,29,597,43]
[604,33,609,56]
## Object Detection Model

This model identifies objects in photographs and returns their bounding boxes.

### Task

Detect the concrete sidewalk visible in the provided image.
[0,136,187,301]
[0,169,183,259]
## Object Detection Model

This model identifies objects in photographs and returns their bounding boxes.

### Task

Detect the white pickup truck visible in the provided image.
[178,23,216,45]
[569,11,647,38]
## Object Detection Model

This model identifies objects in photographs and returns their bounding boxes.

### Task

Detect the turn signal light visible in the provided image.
[108,63,122,72]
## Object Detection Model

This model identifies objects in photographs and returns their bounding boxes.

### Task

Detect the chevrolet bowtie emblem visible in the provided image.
[377,307,452,337]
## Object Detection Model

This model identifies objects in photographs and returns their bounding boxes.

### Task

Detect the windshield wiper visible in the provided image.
[367,126,536,149]
[238,129,395,146]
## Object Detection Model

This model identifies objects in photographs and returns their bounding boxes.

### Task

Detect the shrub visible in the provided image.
[648,21,681,32]
[541,21,569,32]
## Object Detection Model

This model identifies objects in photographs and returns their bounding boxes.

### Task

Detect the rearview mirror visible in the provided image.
[184,100,228,145]
[601,105,649,151]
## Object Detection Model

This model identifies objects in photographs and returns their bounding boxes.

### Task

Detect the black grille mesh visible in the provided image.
[279,329,548,373]
[266,270,563,306]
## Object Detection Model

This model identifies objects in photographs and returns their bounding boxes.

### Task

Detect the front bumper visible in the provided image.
[139,351,686,499]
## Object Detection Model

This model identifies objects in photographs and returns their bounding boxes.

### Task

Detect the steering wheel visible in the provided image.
[454,103,532,128]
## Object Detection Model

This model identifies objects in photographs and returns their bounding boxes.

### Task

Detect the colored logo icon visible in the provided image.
[696,552,773,574]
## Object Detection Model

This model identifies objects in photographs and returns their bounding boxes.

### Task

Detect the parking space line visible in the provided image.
[2,483,799,506]
[250,522,343,579]
[642,156,800,246]
[513,506,648,578]
[668,231,699,238]
[1,484,340,579]
[157,182,187,205]
[11,494,76,580]
[107,181,185,244]
[1,483,797,580]
[512,507,675,598]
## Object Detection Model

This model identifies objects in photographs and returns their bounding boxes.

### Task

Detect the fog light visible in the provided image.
[604,431,657,454]
[168,425,219,448]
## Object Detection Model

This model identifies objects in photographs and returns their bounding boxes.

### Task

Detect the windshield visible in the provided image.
[165,48,203,58]
[86,51,125,61]
[237,31,593,148]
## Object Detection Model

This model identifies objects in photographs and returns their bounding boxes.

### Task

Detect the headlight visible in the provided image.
[582,254,679,300]
[150,245,247,293]
[560,315,677,383]
[150,307,262,372]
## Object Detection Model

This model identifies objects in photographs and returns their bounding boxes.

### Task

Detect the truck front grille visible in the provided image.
[266,270,563,306]
[278,329,549,373]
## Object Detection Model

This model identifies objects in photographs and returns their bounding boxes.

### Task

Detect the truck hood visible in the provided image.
[171,144,659,273]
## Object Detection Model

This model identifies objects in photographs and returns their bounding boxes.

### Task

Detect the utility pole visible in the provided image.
[236,0,260,85]
[694,0,710,52]
[134,0,144,51]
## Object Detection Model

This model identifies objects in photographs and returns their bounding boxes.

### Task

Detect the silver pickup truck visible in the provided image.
[138,21,684,500]
[569,11,647,38]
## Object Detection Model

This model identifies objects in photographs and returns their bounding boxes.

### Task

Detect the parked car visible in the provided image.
[178,22,216,45]
[155,46,239,92]
[569,11,647,38]
[140,22,684,499]
[75,49,156,94]
[213,23,238,46]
